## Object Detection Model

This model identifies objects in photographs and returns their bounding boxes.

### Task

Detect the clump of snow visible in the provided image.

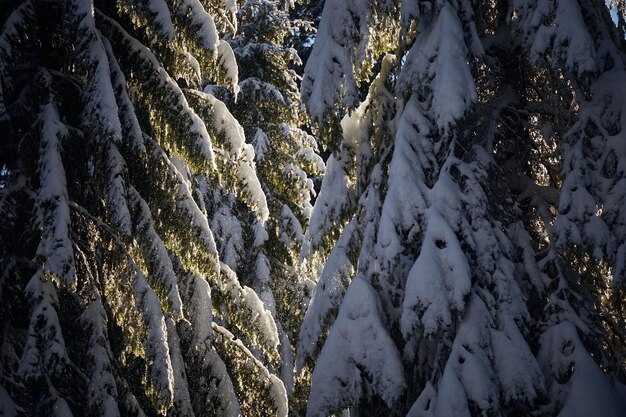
[146,0,175,40]
[307,278,405,417]
[129,186,184,318]
[402,208,472,337]
[297,219,358,371]
[35,101,75,286]
[301,0,373,124]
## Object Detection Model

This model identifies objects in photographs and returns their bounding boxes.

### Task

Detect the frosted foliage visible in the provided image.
[307,278,405,417]
[132,269,175,407]
[218,263,280,353]
[36,102,75,286]
[18,271,71,381]
[280,204,304,247]
[297,219,358,370]
[129,186,183,317]
[147,0,175,39]
[106,145,132,235]
[212,324,288,417]
[305,152,353,252]
[301,0,372,123]
[0,1,34,111]
[102,37,145,151]
[187,90,269,221]
[203,347,241,417]
[177,0,218,51]
[252,129,268,161]
[516,0,596,76]
[377,96,431,264]
[399,4,476,132]
[402,208,471,337]
[154,141,218,255]
[100,16,216,169]
[80,301,121,417]
[210,194,245,270]
[69,0,122,143]
[540,322,626,417]
[165,318,195,416]
[187,274,213,347]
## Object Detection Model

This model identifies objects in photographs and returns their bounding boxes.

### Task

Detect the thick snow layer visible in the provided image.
[217,40,239,95]
[70,0,123,143]
[146,0,175,40]
[132,268,175,407]
[129,186,184,318]
[305,151,353,253]
[36,101,75,286]
[553,0,596,76]
[402,208,472,337]
[187,274,213,346]
[398,3,477,132]
[106,144,132,236]
[301,0,372,123]
[517,0,597,76]
[177,0,218,51]
[377,95,431,264]
[165,318,195,416]
[491,315,545,403]
[555,69,626,285]
[102,37,145,151]
[297,219,358,371]
[209,192,245,270]
[219,262,280,354]
[540,322,626,417]
[307,278,405,417]
[18,270,70,381]
[80,300,121,417]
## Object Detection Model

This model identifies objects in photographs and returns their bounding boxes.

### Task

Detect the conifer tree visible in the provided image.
[0,0,291,415]
[299,0,626,416]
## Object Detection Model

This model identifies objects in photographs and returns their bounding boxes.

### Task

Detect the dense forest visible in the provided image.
[0,0,625,416]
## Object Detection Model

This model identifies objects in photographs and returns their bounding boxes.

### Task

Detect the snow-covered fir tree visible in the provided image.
[200,0,325,412]
[298,0,626,416]
[0,0,296,415]
[1,0,626,416]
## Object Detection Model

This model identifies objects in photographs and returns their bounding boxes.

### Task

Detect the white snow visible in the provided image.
[129,186,184,318]
[301,0,373,124]
[307,277,405,417]
[132,268,175,407]
[146,0,175,40]
[398,3,477,133]
[297,219,358,371]
[401,208,472,338]
[106,144,132,236]
[80,300,121,417]
[36,101,75,286]
[540,322,626,417]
